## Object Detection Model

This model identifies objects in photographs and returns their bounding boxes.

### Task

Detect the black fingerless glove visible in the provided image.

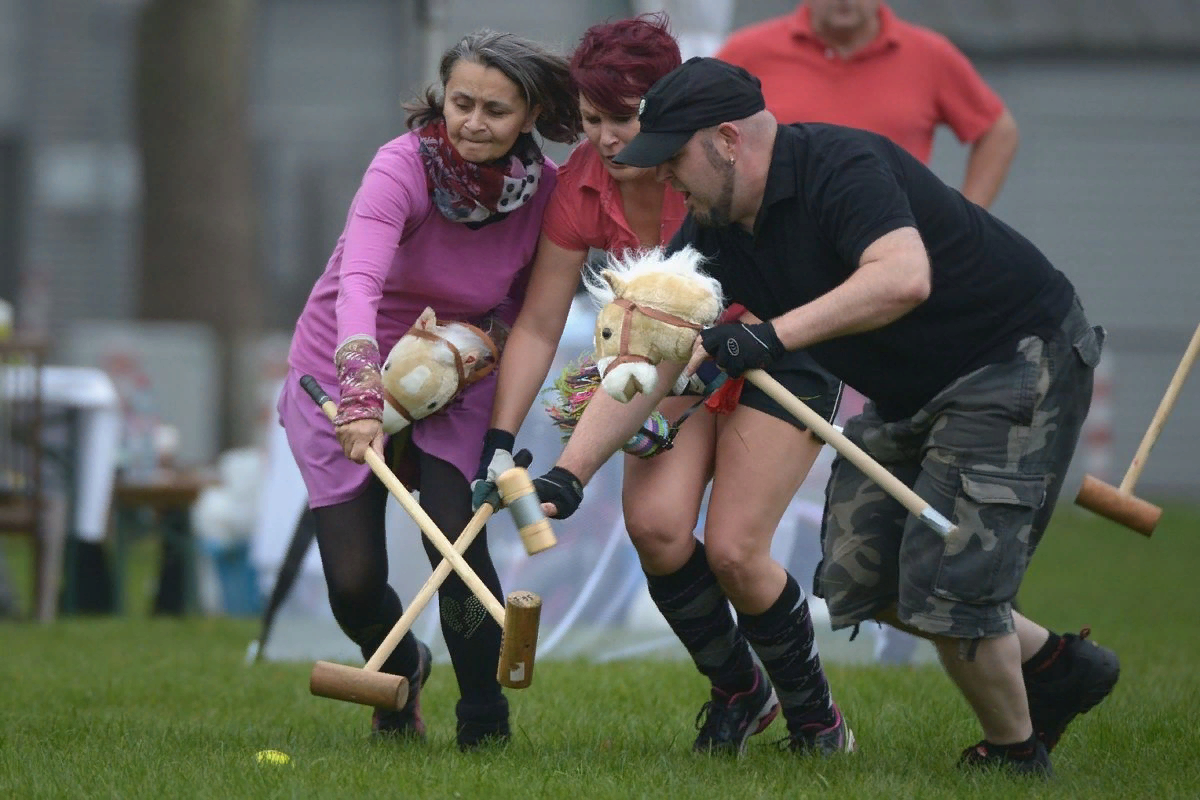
[532,466,585,520]
[699,321,786,378]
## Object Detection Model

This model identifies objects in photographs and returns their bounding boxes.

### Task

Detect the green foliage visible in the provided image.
[1,506,1199,798]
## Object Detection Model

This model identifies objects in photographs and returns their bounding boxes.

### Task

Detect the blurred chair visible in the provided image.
[0,338,68,621]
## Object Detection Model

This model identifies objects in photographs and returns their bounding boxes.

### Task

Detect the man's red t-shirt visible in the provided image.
[716,3,1004,163]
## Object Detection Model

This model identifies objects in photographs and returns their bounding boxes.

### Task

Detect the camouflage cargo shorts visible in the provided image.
[813,297,1105,639]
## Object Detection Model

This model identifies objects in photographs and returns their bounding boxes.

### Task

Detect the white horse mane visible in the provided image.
[583,245,726,311]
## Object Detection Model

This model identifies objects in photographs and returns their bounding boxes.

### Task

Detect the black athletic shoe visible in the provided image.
[958,739,1053,778]
[693,664,780,755]
[777,703,856,756]
[371,640,432,739]
[1027,627,1120,752]
[456,695,511,751]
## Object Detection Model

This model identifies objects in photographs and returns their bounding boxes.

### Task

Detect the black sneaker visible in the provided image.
[777,703,856,756]
[693,665,780,755]
[371,640,432,739]
[456,696,511,751]
[959,739,1052,778]
[1027,627,1120,752]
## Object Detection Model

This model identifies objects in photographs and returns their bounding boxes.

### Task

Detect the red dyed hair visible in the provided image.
[570,13,682,117]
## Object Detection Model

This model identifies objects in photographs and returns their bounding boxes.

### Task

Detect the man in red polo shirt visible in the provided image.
[716,0,1018,209]
[718,0,1020,666]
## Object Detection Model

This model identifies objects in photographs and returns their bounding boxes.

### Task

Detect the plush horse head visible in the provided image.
[586,246,724,402]
[380,307,499,433]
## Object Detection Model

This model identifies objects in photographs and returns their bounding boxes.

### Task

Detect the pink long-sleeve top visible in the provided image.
[281,131,557,506]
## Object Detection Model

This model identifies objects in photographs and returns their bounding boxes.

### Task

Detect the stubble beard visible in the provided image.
[693,138,736,228]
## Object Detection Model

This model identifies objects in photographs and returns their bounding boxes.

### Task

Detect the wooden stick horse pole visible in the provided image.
[1075,322,1200,536]
[743,369,957,538]
[300,376,545,705]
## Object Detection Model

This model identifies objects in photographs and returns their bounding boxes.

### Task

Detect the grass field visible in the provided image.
[2,505,1199,799]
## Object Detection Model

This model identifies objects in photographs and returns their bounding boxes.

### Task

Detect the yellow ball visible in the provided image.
[255,749,291,766]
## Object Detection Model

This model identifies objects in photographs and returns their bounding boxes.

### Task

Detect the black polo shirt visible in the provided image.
[668,123,1074,421]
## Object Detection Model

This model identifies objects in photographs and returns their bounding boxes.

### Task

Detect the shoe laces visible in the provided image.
[774,706,842,752]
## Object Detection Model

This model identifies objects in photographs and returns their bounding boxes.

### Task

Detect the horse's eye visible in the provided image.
[601,328,613,340]
[427,401,437,410]
[383,361,391,371]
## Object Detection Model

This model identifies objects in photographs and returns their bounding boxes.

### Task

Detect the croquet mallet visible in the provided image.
[744,368,957,538]
[1075,322,1200,536]
[301,375,552,709]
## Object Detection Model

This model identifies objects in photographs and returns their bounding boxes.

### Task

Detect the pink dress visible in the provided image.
[280,131,557,508]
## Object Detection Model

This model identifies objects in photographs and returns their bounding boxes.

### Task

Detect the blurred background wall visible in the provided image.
[0,0,1196,495]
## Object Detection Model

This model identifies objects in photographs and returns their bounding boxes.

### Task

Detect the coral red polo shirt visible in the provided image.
[542,142,688,254]
[716,3,1004,163]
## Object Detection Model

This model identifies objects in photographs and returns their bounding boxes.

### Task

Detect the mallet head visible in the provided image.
[309,660,410,709]
[1075,474,1161,537]
[496,467,557,554]
[497,590,542,689]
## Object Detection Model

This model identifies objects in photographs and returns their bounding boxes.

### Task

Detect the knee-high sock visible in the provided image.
[739,573,835,732]
[645,540,757,695]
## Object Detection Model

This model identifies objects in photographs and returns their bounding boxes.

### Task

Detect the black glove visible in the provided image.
[699,321,786,378]
[532,466,585,520]
[472,428,516,511]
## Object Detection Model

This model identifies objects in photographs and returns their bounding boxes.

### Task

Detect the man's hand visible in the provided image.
[532,466,584,520]
[472,428,516,511]
[699,321,786,378]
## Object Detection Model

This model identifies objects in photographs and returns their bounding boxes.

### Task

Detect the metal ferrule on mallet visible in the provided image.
[496,468,557,554]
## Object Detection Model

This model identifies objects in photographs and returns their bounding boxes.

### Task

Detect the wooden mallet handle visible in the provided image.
[744,369,956,538]
[1119,322,1200,494]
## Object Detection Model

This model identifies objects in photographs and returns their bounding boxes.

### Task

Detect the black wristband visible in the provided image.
[482,428,516,453]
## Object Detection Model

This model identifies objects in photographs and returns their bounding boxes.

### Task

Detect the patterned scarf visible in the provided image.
[417,119,543,224]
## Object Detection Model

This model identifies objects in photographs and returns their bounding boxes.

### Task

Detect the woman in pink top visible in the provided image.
[476,15,853,756]
[279,30,579,750]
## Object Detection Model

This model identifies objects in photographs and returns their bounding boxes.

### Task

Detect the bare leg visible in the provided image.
[622,395,714,573]
[705,408,822,613]
[934,633,1032,745]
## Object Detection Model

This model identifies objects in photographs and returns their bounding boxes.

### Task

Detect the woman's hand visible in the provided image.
[336,418,385,464]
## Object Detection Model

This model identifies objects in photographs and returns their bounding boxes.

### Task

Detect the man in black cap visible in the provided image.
[593,56,1119,776]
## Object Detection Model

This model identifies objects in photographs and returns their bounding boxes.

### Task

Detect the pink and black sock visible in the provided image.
[738,573,835,733]
[645,540,758,696]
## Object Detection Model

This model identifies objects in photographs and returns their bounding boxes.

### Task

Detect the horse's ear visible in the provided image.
[415,306,437,331]
[601,269,628,296]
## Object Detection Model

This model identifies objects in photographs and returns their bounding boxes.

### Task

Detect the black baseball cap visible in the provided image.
[613,57,766,168]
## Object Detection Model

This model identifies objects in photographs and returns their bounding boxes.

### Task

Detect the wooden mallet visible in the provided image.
[744,368,957,538]
[1075,323,1200,536]
[301,376,551,709]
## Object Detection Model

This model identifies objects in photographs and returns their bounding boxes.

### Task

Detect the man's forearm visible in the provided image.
[962,109,1018,209]
[771,232,930,351]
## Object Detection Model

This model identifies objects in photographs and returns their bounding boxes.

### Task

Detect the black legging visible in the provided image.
[313,447,505,704]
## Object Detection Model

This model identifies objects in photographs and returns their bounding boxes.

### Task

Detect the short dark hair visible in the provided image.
[570,13,681,118]
[405,30,581,144]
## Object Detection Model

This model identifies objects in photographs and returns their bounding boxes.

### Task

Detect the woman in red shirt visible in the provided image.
[479,15,853,756]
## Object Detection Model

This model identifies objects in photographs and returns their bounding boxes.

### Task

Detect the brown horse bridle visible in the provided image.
[383,321,500,424]
[602,297,704,373]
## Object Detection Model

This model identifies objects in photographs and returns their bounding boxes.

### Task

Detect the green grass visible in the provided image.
[2,506,1199,799]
